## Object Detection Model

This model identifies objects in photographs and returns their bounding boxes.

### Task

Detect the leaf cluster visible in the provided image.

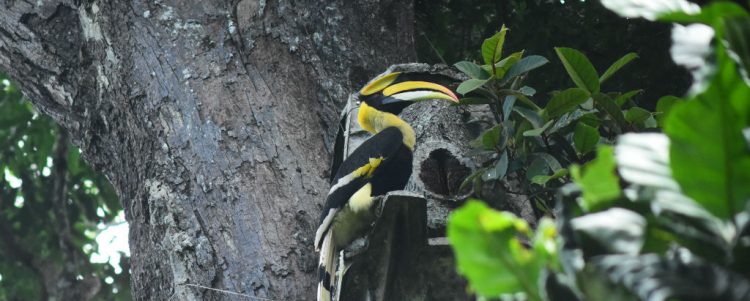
[448,2,750,300]
[453,26,656,213]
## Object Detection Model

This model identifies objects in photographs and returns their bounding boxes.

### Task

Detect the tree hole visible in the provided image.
[419,149,471,197]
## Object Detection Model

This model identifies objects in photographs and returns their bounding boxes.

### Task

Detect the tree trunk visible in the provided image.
[0,0,416,299]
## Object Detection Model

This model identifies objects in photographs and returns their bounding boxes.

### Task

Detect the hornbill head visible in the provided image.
[358,72,459,114]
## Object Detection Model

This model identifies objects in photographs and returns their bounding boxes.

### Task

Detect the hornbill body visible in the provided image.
[315,72,458,301]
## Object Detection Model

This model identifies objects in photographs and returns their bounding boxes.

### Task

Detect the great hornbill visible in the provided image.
[315,71,458,301]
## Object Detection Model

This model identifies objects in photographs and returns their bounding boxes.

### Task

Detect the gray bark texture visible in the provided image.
[0,0,417,299]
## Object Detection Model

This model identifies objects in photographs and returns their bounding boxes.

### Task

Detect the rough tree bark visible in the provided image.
[0,0,417,299]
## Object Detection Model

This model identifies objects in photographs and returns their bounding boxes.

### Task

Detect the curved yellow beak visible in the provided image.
[360,72,401,96]
[382,81,459,103]
[359,72,459,103]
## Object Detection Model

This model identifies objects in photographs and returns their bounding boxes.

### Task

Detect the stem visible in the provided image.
[420,32,448,65]
[489,102,503,124]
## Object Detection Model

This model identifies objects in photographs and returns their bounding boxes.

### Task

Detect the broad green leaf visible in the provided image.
[489,51,523,78]
[655,95,682,127]
[481,25,509,65]
[571,146,621,212]
[527,152,563,181]
[624,107,652,125]
[499,55,550,85]
[519,86,536,96]
[544,88,590,118]
[644,116,658,128]
[600,53,639,84]
[555,47,601,93]
[503,89,542,111]
[547,109,597,134]
[571,208,646,254]
[481,124,506,150]
[725,16,750,81]
[664,55,750,220]
[593,92,628,132]
[502,96,516,121]
[614,89,643,107]
[513,106,544,128]
[584,254,750,301]
[530,168,568,185]
[447,200,544,299]
[457,78,490,95]
[454,61,491,80]
[482,151,509,181]
[614,133,736,256]
[535,152,563,171]
[659,2,748,24]
[523,120,554,137]
[574,123,599,155]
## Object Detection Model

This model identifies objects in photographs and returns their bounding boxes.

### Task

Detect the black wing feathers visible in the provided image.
[319,127,409,224]
[330,127,404,183]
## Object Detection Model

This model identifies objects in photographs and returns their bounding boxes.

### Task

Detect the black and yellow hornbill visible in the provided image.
[315,72,458,301]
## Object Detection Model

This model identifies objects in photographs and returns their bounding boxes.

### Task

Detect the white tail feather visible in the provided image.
[317,231,336,301]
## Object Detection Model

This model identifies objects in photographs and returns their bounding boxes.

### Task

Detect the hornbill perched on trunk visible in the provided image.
[315,72,459,301]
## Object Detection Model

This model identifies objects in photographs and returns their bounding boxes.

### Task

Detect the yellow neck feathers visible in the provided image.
[357,102,416,150]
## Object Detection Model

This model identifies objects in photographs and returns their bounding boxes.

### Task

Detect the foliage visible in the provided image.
[415,0,690,105]
[453,26,655,214]
[448,200,558,301]
[0,76,130,300]
[448,1,750,300]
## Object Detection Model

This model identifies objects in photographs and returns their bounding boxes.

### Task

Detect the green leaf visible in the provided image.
[614,133,734,257]
[482,151,509,181]
[447,200,545,300]
[526,152,563,181]
[490,51,523,78]
[530,168,568,185]
[725,16,750,80]
[544,88,590,118]
[658,2,748,24]
[555,47,600,93]
[571,146,621,212]
[502,96,516,122]
[583,254,750,301]
[655,95,682,127]
[523,120,553,137]
[457,78,490,95]
[454,61,491,80]
[481,25,509,65]
[573,123,599,155]
[571,208,646,254]
[499,55,549,85]
[518,86,536,96]
[593,92,628,132]
[599,53,638,84]
[548,109,597,134]
[624,107,652,125]
[513,106,544,128]
[614,89,643,107]
[664,55,750,220]
[480,124,506,150]
[503,89,541,111]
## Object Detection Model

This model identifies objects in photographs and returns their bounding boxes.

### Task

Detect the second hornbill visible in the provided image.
[315,71,459,301]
